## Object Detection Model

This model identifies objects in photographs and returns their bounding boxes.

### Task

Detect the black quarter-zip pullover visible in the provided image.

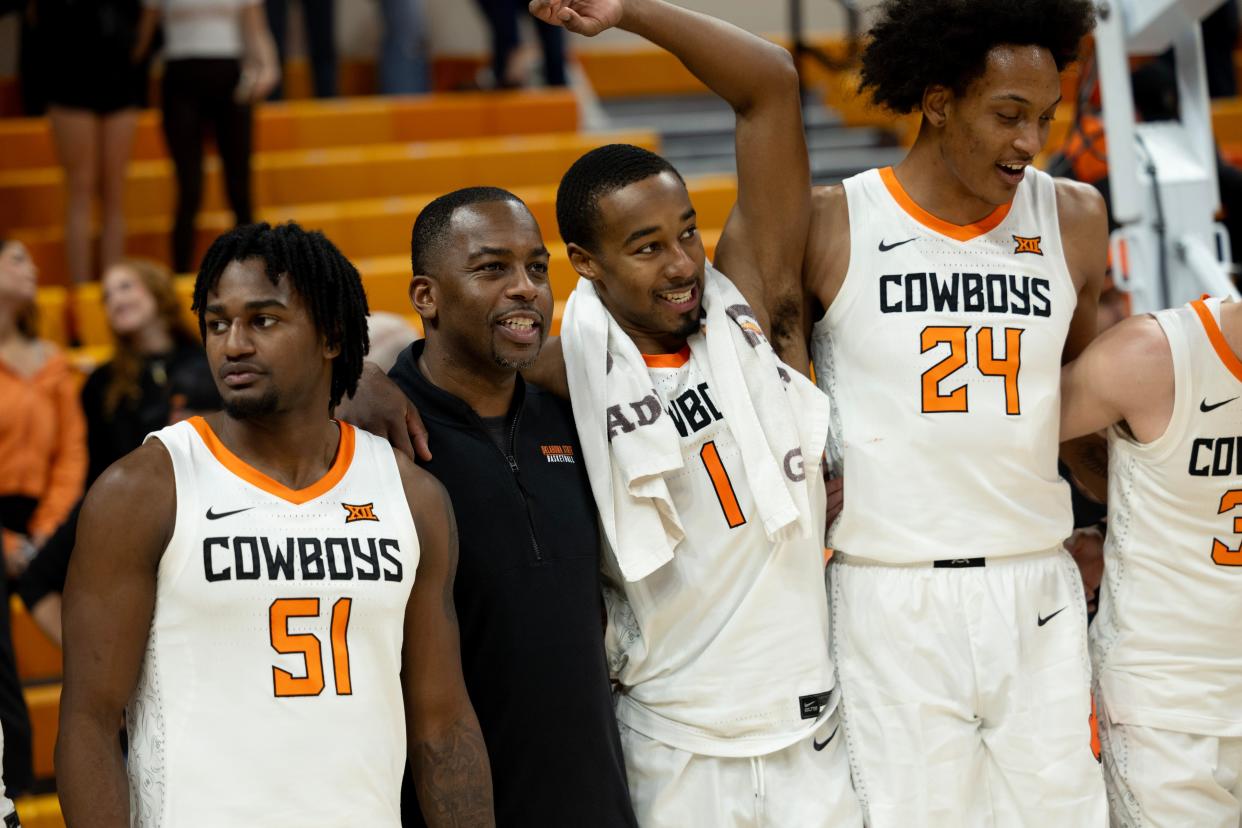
[390,340,635,828]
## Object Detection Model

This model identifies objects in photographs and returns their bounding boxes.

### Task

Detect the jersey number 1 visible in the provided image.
[270,597,353,697]
[921,325,1023,415]
[701,441,746,529]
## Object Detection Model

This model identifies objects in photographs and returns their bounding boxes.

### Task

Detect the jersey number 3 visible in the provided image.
[1212,490,1242,566]
[921,326,1023,415]
[270,597,353,697]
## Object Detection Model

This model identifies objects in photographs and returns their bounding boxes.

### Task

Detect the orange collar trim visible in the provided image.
[188,416,356,505]
[642,346,691,369]
[1190,299,1242,383]
[878,167,1013,243]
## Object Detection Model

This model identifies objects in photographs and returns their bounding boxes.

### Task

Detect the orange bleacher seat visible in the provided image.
[0,91,578,173]
[11,598,61,685]
[8,130,661,284]
[33,288,68,347]
[13,795,64,828]
[25,683,59,782]
[22,172,733,294]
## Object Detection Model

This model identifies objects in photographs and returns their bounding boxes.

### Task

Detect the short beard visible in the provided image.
[223,388,280,420]
[673,313,701,340]
[493,350,539,372]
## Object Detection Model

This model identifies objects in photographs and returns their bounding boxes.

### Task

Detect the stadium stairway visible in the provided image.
[597,91,905,184]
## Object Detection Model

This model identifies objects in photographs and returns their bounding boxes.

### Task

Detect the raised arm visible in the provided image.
[56,442,174,828]
[531,0,809,358]
[399,455,495,827]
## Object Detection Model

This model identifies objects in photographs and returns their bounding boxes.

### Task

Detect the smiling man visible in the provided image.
[795,0,1109,824]
[388,188,636,827]
[56,222,493,828]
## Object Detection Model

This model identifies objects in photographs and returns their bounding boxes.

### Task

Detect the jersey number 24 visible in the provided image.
[921,325,1024,415]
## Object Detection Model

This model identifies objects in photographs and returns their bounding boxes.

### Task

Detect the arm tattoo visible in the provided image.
[411,718,495,827]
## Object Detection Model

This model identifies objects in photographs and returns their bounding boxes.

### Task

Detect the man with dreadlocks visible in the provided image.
[56,222,495,827]
[795,0,1109,824]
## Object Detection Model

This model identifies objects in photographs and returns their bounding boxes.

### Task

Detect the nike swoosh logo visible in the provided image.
[1201,397,1239,413]
[205,506,254,521]
[878,237,917,252]
[813,724,839,752]
[1037,607,1067,627]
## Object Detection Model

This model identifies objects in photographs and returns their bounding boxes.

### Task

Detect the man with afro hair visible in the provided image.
[796,0,1109,824]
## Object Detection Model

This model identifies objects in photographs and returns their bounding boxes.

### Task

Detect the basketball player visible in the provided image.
[1061,296,1242,825]
[56,223,494,827]
[525,1,861,825]
[797,0,1108,823]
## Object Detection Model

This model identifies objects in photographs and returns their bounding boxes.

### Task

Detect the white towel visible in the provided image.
[563,263,832,582]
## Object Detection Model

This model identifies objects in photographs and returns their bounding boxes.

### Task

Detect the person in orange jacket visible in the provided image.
[0,237,86,799]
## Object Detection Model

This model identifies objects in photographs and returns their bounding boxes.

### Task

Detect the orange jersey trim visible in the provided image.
[878,167,1013,243]
[187,416,356,505]
[642,346,691,369]
[1190,299,1242,383]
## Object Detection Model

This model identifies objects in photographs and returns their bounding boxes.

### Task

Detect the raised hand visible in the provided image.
[528,0,624,37]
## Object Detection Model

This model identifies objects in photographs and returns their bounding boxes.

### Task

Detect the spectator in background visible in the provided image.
[377,0,430,94]
[265,0,336,98]
[134,0,279,274]
[478,0,566,88]
[80,258,218,484]
[22,356,220,647]
[0,238,84,798]
[36,0,148,286]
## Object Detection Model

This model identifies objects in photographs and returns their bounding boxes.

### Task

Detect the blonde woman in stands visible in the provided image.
[0,237,86,800]
[80,259,216,484]
[34,0,148,286]
[133,0,279,273]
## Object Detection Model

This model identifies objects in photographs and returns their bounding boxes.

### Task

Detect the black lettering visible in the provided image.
[203,537,231,582]
[1190,438,1214,476]
[697,383,724,421]
[905,273,928,312]
[677,390,712,433]
[1214,438,1236,476]
[299,538,325,580]
[985,274,1009,313]
[379,538,404,582]
[262,537,295,580]
[606,405,635,440]
[880,275,902,313]
[963,273,985,312]
[232,536,261,580]
[665,404,688,438]
[630,394,662,427]
[1009,274,1031,315]
[357,538,382,581]
[930,272,959,312]
[1032,278,1052,317]
[326,537,354,580]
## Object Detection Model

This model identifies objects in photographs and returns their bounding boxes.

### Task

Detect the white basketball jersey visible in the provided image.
[810,166,1075,562]
[128,417,418,827]
[605,338,835,758]
[1093,297,1242,736]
